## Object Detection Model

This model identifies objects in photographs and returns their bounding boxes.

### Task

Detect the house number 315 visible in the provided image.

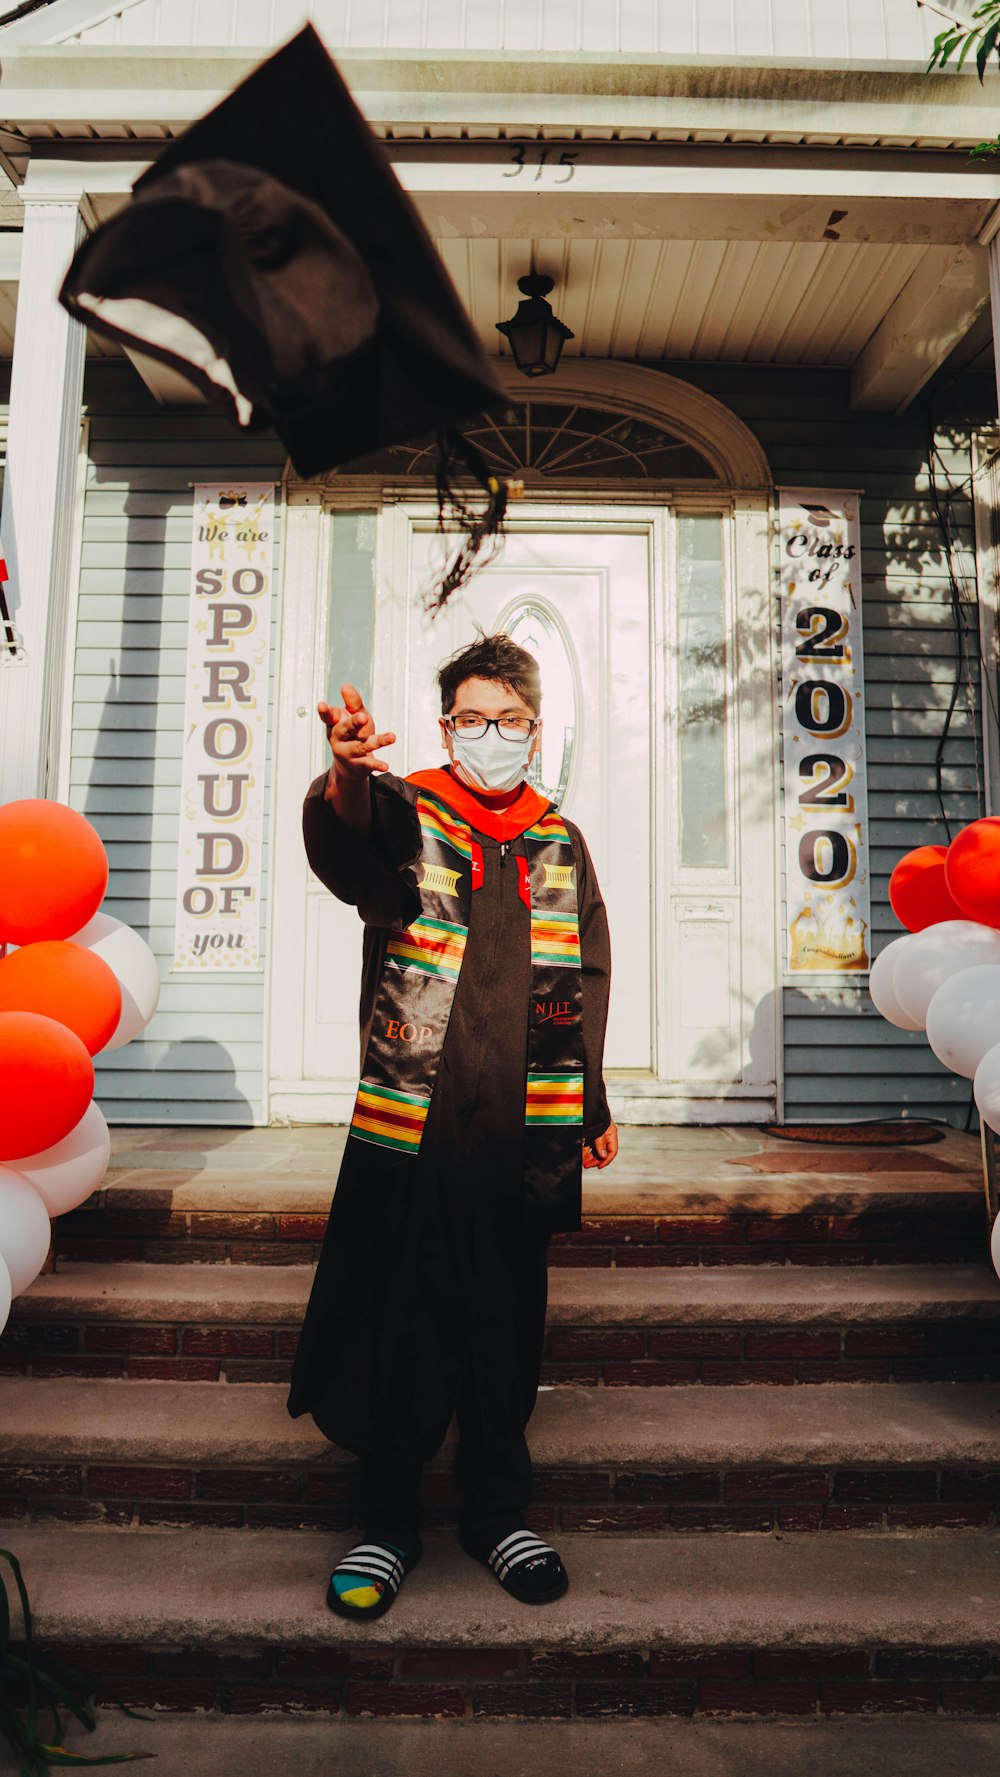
[505,148,579,181]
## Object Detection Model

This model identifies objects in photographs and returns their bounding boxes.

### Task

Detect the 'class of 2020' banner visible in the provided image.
[779,488,871,976]
[173,483,275,972]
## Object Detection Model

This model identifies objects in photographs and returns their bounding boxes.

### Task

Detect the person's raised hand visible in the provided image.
[320,683,395,781]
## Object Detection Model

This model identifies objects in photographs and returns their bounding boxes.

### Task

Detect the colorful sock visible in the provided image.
[330,1541,408,1612]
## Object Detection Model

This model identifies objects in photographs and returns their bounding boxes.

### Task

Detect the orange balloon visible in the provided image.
[0,1010,94,1161]
[888,844,965,933]
[0,800,108,945]
[0,941,122,1056]
[945,819,1000,929]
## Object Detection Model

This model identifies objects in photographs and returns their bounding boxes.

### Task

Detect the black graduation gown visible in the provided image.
[287,770,612,1464]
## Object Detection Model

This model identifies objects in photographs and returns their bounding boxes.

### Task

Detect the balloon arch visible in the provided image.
[872,818,1000,1280]
[0,800,161,1333]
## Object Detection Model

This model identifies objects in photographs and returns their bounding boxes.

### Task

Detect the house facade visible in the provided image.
[0,0,998,1130]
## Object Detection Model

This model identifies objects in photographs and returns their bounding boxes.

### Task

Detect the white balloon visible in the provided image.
[992,1209,1000,1285]
[868,938,923,1031]
[976,1041,1000,1138]
[0,1254,10,1339]
[926,966,1000,1080]
[893,920,1000,1030]
[14,1101,111,1217]
[69,911,160,1051]
[0,1169,51,1296]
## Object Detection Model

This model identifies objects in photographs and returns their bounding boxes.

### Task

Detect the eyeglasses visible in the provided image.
[444,715,539,742]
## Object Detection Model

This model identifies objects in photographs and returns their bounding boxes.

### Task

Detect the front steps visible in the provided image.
[5,1262,1000,1385]
[4,1376,1000,1533]
[40,1715,1000,1776]
[48,1124,987,1267]
[3,1124,999,1733]
[9,1525,1000,1719]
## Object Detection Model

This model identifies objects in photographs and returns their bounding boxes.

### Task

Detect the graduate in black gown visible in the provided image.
[288,633,617,1617]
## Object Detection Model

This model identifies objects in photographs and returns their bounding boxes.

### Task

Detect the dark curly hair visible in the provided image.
[437,631,541,715]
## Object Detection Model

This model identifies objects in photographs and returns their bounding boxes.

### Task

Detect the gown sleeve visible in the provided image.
[572,825,613,1142]
[302,771,422,929]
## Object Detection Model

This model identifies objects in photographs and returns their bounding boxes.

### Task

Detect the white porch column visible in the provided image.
[0,178,85,803]
[989,229,1000,422]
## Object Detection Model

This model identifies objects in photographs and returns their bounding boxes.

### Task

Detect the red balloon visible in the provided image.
[0,1011,94,1161]
[0,800,108,945]
[0,941,122,1055]
[944,818,1000,929]
[888,844,965,932]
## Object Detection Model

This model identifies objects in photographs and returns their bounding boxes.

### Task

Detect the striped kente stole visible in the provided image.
[349,789,584,1199]
[522,814,585,1193]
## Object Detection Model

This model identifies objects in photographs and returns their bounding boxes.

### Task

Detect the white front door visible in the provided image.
[384,513,653,1070]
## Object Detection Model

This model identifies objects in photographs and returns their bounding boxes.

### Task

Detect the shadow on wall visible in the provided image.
[140,1039,253,1126]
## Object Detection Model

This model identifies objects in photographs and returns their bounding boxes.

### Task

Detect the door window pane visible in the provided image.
[497,597,579,811]
[326,511,377,704]
[676,513,728,869]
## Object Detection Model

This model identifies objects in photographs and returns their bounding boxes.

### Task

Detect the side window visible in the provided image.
[325,510,377,705]
[675,512,729,870]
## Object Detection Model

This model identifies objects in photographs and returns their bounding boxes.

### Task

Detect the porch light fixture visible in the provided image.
[496,274,574,377]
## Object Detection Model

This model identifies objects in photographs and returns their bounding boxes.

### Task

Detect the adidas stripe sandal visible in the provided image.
[461,1528,569,1605]
[327,1539,422,1621]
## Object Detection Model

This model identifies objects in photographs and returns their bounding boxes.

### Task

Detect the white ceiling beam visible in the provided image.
[21,154,1000,246]
[3,46,1000,144]
[850,244,991,413]
[398,164,1000,246]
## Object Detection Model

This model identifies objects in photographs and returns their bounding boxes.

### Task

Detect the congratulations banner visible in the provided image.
[779,488,871,975]
[173,483,275,972]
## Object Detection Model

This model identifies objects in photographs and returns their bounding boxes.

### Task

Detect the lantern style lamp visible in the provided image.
[496,274,574,377]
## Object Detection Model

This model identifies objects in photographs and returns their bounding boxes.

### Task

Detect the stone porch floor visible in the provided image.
[99,1123,985,1219]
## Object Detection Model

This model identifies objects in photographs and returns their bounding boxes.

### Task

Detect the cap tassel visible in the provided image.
[427,429,510,614]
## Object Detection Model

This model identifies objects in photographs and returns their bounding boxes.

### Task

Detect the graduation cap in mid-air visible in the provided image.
[59,25,509,605]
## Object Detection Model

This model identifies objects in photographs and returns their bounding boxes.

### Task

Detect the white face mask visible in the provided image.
[451,727,535,794]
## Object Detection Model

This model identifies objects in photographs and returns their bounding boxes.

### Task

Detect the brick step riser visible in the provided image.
[28,1640,1000,1720]
[4,1463,1000,1534]
[52,1207,987,1268]
[3,1319,998,1385]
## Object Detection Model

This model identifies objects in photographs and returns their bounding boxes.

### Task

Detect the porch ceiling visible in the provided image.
[0,229,985,410]
[448,235,935,368]
[3,128,997,411]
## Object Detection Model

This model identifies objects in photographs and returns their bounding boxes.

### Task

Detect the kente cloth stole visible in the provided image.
[350,791,584,1209]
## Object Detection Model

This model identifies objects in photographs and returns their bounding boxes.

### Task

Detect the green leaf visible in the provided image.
[977,19,1000,78]
[0,1550,38,1748]
[35,1749,155,1767]
[929,25,966,70]
[3,1656,97,1732]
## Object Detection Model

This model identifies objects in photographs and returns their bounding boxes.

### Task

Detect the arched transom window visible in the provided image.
[348,400,720,483]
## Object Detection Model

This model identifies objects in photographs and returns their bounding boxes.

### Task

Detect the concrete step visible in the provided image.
[5,1262,999,1386]
[54,1125,986,1268]
[41,1714,1000,1773]
[4,1376,1000,1533]
[9,1524,1000,1718]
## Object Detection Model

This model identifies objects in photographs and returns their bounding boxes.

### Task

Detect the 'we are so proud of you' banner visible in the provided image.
[779,487,871,977]
[173,483,275,972]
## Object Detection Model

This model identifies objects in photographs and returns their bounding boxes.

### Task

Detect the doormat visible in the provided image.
[763,1121,944,1146]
